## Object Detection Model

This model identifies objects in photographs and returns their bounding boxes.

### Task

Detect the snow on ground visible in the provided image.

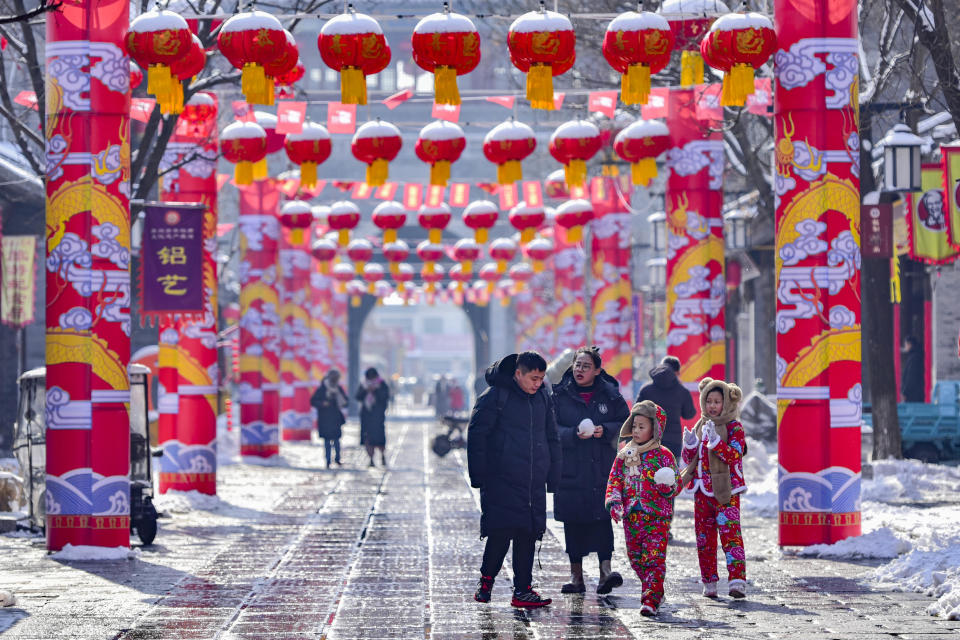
[154,489,223,514]
[796,527,913,559]
[741,437,779,518]
[51,544,141,561]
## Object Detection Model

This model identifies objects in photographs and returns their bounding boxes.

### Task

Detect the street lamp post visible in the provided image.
[879,123,923,193]
[648,212,667,252]
[723,208,751,251]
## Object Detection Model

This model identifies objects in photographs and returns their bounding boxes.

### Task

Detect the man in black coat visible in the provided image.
[901,335,925,402]
[635,356,697,457]
[467,351,561,608]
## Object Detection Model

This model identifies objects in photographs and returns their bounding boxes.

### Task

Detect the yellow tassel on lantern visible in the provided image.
[384,229,397,244]
[429,228,442,244]
[341,66,367,105]
[564,160,587,188]
[533,260,544,273]
[354,260,366,274]
[496,259,507,274]
[500,296,510,307]
[424,261,435,275]
[430,161,451,186]
[367,282,376,294]
[320,263,330,275]
[622,64,650,105]
[336,281,347,294]
[241,63,269,106]
[565,225,582,243]
[397,281,405,293]
[265,77,276,106]
[680,50,704,87]
[366,158,389,186]
[890,257,901,303]
[338,229,349,246]
[235,161,253,185]
[526,63,554,109]
[631,158,658,187]
[486,281,496,294]
[253,158,268,181]
[389,262,399,276]
[434,66,460,105]
[732,63,755,106]
[300,162,318,188]
[497,161,522,185]
[475,228,488,244]
[291,228,304,246]
[426,282,435,294]
[462,260,473,274]
[521,228,535,245]
[351,295,361,307]
[147,64,172,99]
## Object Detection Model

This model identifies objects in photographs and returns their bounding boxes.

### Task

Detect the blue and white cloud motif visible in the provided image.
[59,307,93,331]
[161,440,217,475]
[242,422,279,446]
[46,468,93,515]
[779,465,860,513]
[92,474,129,516]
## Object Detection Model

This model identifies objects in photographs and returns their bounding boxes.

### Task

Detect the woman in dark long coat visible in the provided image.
[355,367,390,467]
[552,346,631,594]
[310,369,349,468]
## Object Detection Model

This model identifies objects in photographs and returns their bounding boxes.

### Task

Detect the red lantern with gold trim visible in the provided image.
[452,238,481,275]
[411,11,481,105]
[275,59,305,87]
[555,199,594,243]
[418,203,451,244]
[449,263,472,293]
[463,200,499,244]
[130,61,143,90]
[262,30,299,101]
[524,237,554,273]
[362,263,386,294]
[415,120,466,186]
[311,238,338,274]
[372,201,407,244]
[509,262,535,292]
[507,9,576,110]
[126,9,192,108]
[327,201,361,246]
[602,11,674,105]
[221,121,267,185]
[332,262,356,294]
[508,202,546,245]
[659,0,729,87]
[701,12,776,107]
[284,122,332,189]
[383,240,410,276]
[549,120,603,189]
[394,262,415,293]
[421,263,446,293]
[417,240,445,275]
[280,200,314,245]
[346,238,374,273]
[217,10,287,105]
[483,120,536,185]
[479,262,500,293]
[318,11,391,105]
[489,237,518,273]
[614,119,670,186]
[351,119,402,186]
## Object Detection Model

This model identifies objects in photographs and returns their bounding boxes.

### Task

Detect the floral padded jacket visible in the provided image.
[605,446,683,519]
[681,420,748,498]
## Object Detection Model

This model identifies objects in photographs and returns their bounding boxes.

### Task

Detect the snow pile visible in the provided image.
[154,489,222,514]
[51,544,141,561]
[868,531,960,620]
[862,458,960,503]
[796,527,912,559]
[241,454,290,467]
[741,437,778,517]
[216,410,240,467]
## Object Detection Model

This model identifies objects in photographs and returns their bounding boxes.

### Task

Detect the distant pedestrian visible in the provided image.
[468,351,561,608]
[901,335,924,402]
[449,382,466,413]
[636,356,697,457]
[552,346,630,595]
[356,367,390,467]
[310,369,349,468]
[680,378,748,600]
[605,400,683,617]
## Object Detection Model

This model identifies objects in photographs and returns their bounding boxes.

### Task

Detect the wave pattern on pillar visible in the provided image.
[239,181,282,457]
[664,89,726,402]
[45,0,132,550]
[157,326,180,492]
[774,0,862,546]
[553,225,587,354]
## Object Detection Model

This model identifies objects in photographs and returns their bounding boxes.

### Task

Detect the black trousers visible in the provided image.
[323,437,341,465]
[480,528,536,590]
[563,519,613,563]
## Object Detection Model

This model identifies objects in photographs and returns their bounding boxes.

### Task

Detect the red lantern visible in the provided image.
[509,202,546,245]
[549,120,603,189]
[126,10,192,107]
[280,200,313,245]
[217,11,287,105]
[614,119,671,186]
[276,59,305,87]
[262,30,299,100]
[346,279,367,306]
[411,11,481,105]
[130,61,143,90]
[221,121,267,185]
[449,263,472,293]
[347,239,374,273]
[311,238,338,274]
[555,199,594,243]
[479,262,500,293]
[659,0,729,87]
[483,120,537,184]
[463,200,499,244]
[363,262,386,294]
[417,240,445,275]
[544,169,570,199]
[415,120,466,186]
[701,12,776,107]
[332,262,356,293]
[284,122,332,189]
[524,237,554,273]
[421,263,446,293]
[602,11,674,105]
[489,237,518,273]
[352,119,402,186]
[318,11,391,105]
[453,238,481,274]
[509,262,535,291]
[163,34,206,114]
[394,262,415,293]
[418,203,451,244]
[372,201,407,244]
[327,201,361,246]
[253,111,286,155]
[383,240,410,276]
[507,10,576,110]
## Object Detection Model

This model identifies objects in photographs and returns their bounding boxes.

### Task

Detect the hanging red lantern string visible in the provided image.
[508,202,546,245]
[346,238,374,274]
[614,119,671,186]
[280,200,314,246]
[701,12,776,107]
[180,92,217,138]
[383,240,410,276]
[261,30,299,104]
[318,10,391,105]
[284,122,332,189]
[489,237,518,273]
[394,262,415,294]
[372,201,407,244]
[524,236,554,273]
[421,263,446,294]
[549,119,603,189]
[417,240,445,275]
[418,203,451,245]
[452,238,481,275]
[311,238,338,275]
[221,121,267,185]
[362,263,386,294]
[479,263,500,293]
[415,120,466,186]
[660,0,729,87]
[602,11,674,105]
[327,201,361,246]
[509,262,535,292]
[507,8,576,110]
[217,10,287,105]
[412,9,481,105]
[352,119,402,186]
[463,200,499,244]
[126,9,192,108]
[555,199,594,243]
[483,120,536,185]
[332,262,356,294]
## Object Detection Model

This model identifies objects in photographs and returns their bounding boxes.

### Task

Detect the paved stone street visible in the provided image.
[1,414,958,639]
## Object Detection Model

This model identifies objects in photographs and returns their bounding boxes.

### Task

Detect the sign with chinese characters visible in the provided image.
[1,235,36,327]
[860,203,892,258]
[140,202,206,324]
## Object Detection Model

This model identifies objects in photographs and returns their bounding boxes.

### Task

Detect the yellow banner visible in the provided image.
[943,146,960,249]
[908,165,958,264]
[1,235,37,327]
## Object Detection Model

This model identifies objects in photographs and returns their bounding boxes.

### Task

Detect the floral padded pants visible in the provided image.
[623,511,671,608]
[694,491,746,584]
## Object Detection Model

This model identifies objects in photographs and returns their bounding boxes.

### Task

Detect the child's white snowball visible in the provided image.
[653,467,676,486]
[577,418,594,435]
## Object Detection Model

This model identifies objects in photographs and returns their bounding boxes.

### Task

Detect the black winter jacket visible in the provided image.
[552,368,630,523]
[310,383,348,439]
[356,381,390,446]
[467,354,562,538]
[635,364,697,455]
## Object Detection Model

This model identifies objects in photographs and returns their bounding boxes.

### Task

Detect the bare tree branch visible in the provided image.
[0,0,59,25]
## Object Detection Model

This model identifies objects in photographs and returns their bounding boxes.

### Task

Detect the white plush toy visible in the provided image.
[577,418,595,436]
[653,467,676,487]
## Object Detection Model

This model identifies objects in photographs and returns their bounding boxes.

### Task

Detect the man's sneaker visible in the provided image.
[640,604,657,617]
[728,579,747,599]
[511,586,552,608]
[702,581,718,598]
[474,576,494,603]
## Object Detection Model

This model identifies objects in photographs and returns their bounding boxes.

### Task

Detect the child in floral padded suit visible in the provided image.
[605,400,683,617]
[680,377,748,599]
